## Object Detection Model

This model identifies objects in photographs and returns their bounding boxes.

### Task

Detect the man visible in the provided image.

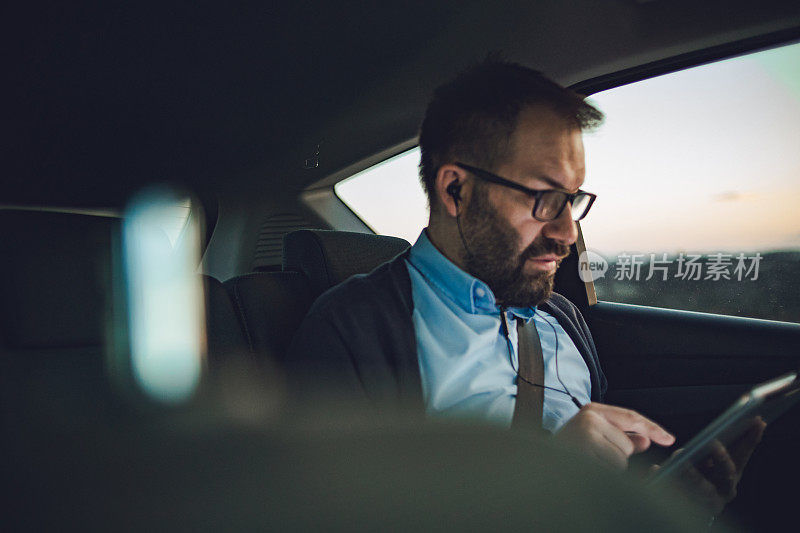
[288,59,761,509]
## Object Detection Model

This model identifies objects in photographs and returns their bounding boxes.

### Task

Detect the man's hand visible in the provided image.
[556,402,675,469]
[668,417,766,515]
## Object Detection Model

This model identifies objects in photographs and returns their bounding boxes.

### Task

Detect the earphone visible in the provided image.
[446,180,475,260]
[446,181,462,205]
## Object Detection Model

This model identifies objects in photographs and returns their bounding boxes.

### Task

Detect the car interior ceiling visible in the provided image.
[4,1,800,529]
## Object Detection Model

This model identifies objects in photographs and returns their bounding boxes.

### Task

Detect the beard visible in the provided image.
[459,187,570,308]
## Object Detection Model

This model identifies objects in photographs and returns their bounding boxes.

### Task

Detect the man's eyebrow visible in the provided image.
[529,173,573,191]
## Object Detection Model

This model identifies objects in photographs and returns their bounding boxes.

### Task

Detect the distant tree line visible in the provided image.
[594,251,800,323]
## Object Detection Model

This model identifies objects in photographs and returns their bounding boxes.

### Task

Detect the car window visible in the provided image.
[334,42,800,323]
[580,41,800,323]
[335,148,427,244]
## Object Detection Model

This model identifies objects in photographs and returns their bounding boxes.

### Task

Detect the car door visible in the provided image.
[561,34,800,529]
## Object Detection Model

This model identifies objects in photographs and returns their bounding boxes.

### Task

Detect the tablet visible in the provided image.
[649,370,800,486]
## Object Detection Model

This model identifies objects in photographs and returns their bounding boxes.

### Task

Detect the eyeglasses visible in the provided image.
[455,162,597,222]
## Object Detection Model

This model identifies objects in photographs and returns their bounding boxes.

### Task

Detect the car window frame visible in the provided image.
[570,28,800,310]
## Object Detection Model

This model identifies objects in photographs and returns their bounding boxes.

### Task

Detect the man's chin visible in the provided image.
[497,273,555,308]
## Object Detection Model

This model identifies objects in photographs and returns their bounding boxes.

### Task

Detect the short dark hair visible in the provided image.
[418,58,603,207]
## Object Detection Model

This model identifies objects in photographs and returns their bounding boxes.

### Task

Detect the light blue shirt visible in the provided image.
[406,230,591,432]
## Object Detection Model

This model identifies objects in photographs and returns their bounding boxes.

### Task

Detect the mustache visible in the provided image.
[520,237,571,262]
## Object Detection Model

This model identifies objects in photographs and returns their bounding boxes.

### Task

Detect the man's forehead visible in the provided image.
[501,106,586,190]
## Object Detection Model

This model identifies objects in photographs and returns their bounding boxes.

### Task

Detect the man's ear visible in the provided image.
[434,164,470,218]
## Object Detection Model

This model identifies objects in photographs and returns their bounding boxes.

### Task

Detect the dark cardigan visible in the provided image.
[287,251,606,409]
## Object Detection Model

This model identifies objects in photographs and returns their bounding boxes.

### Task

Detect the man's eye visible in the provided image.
[535,192,566,218]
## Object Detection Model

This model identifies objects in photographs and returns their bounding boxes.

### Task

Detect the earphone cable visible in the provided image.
[500,306,583,409]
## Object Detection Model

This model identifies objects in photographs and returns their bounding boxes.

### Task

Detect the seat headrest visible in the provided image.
[0,210,119,349]
[283,230,410,295]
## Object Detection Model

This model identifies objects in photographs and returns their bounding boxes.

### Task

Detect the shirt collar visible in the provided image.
[408,229,535,321]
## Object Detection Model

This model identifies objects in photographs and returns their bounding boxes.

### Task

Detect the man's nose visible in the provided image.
[542,204,578,245]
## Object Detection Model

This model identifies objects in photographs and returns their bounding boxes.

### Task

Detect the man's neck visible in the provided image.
[425,220,469,273]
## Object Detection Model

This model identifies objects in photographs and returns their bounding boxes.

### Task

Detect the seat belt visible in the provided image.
[511,317,545,429]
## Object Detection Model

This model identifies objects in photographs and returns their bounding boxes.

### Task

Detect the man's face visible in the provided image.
[460,105,585,307]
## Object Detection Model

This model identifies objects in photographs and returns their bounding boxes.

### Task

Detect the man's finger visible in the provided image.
[601,425,636,459]
[626,432,652,453]
[729,417,766,472]
[702,440,737,498]
[586,403,675,447]
[587,433,630,470]
[681,464,726,516]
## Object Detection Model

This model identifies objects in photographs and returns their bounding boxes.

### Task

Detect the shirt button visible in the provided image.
[475,287,486,298]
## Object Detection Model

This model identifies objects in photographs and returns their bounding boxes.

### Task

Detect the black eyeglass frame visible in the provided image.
[454,162,597,222]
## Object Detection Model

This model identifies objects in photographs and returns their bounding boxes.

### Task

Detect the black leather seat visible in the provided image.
[282,229,411,297]
[0,210,122,431]
[0,209,248,432]
[203,274,251,368]
[225,271,316,364]
[225,230,410,364]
